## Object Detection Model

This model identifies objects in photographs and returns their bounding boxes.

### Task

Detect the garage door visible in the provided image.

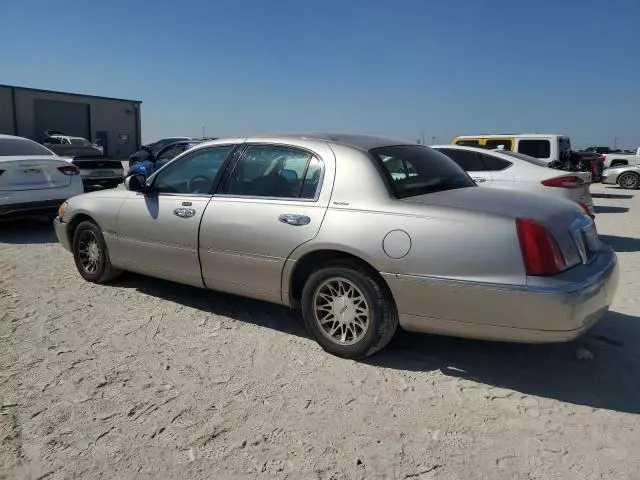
[34,99,90,142]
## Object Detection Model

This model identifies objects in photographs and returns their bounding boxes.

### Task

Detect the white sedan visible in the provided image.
[0,134,84,220]
[432,145,594,216]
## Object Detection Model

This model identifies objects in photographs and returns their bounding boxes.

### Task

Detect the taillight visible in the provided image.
[542,175,584,189]
[516,218,566,276]
[579,202,595,219]
[57,165,80,176]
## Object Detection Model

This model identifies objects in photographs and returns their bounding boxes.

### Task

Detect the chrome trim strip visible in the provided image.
[383,248,616,295]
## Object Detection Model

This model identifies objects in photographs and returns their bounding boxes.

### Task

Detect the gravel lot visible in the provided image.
[1,183,639,480]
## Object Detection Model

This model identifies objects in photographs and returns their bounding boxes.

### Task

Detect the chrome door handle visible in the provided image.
[173,207,196,218]
[279,214,311,226]
[471,177,487,183]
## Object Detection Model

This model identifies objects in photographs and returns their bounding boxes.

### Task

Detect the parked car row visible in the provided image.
[52,134,619,359]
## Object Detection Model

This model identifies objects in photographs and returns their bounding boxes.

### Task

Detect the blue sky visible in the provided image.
[1,0,638,147]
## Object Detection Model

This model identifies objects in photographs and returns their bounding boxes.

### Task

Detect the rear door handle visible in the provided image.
[173,207,196,218]
[279,214,311,226]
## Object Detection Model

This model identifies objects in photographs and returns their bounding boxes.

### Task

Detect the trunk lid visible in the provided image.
[403,186,590,269]
[0,156,73,191]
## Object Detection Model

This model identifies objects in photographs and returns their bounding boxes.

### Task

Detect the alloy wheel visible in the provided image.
[313,277,370,345]
[77,230,102,274]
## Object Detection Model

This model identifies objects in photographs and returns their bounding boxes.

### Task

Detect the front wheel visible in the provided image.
[301,261,398,359]
[72,220,122,283]
[618,172,640,190]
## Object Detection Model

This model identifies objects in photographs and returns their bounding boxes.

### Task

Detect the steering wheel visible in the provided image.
[187,175,211,194]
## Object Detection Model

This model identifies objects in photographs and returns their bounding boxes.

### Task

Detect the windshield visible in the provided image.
[69,138,92,146]
[0,137,55,156]
[370,145,475,198]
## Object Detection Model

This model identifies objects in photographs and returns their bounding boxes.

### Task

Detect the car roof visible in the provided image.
[202,133,414,151]
[455,134,568,140]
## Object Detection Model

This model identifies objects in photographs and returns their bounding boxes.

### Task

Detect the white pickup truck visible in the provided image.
[602,147,640,168]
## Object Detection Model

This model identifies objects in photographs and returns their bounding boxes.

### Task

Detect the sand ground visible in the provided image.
[1,183,639,480]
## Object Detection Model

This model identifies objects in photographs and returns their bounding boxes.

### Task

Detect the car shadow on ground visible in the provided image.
[368,310,640,414]
[599,235,640,252]
[591,192,634,200]
[594,205,630,214]
[116,273,640,414]
[0,218,57,244]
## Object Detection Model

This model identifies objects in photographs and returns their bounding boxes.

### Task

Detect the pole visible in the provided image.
[422,131,426,146]
[613,137,618,149]
[202,125,205,139]
[432,136,437,145]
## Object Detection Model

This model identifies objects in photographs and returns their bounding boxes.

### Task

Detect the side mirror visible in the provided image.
[125,174,147,192]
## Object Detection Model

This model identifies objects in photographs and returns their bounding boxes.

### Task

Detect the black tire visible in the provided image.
[72,220,122,283]
[301,260,398,359]
[618,172,640,190]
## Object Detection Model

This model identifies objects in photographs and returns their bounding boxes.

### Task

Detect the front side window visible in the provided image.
[225,145,322,199]
[518,139,551,158]
[0,138,54,156]
[152,145,235,194]
[372,145,475,198]
[485,139,512,151]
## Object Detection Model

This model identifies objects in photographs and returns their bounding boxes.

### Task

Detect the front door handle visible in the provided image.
[173,207,196,218]
[279,214,311,226]
[471,177,487,183]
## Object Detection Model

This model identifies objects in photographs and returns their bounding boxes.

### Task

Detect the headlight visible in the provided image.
[58,201,68,219]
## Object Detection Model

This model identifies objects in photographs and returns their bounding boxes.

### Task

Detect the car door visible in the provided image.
[199,142,334,304]
[437,148,493,187]
[116,145,237,287]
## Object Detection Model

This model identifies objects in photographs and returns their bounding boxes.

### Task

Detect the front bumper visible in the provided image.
[53,217,72,251]
[601,172,619,185]
[382,245,619,343]
[0,199,67,220]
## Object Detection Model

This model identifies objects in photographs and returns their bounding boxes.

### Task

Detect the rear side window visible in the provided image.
[455,139,480,147]
[0,138,54,156]
[371,145,475,198]
[518,140,551,158]
[479,153,512,171]
[437,148,483,171]
[225,145,322,199]
[485,139,512,151]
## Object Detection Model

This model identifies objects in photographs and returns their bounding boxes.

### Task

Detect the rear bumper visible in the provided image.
[0,199,67,220]
[53,217,72,251]
[81,175,124,186]
[382,245,619,343]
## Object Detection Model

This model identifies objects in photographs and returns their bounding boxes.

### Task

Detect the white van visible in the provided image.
[453,134,571,164]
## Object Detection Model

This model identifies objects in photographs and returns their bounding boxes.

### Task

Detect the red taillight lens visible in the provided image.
[516,218,566,276]
[579,203,595,219]
[57,165,80,176]
[542,175,584,189]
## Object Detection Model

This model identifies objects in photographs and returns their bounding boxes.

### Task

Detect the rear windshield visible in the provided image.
[0,138,54,156]
[370,145,475,198]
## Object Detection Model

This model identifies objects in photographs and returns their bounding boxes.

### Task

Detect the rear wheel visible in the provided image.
[301,260,398,359]
[618,172,639,190]
[72,220,122,283]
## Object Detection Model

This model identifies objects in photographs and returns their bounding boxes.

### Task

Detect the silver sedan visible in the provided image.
[602,165,640,189]
[54,134,619,358]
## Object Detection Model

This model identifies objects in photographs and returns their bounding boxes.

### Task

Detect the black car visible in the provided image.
[129,140,204,168]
